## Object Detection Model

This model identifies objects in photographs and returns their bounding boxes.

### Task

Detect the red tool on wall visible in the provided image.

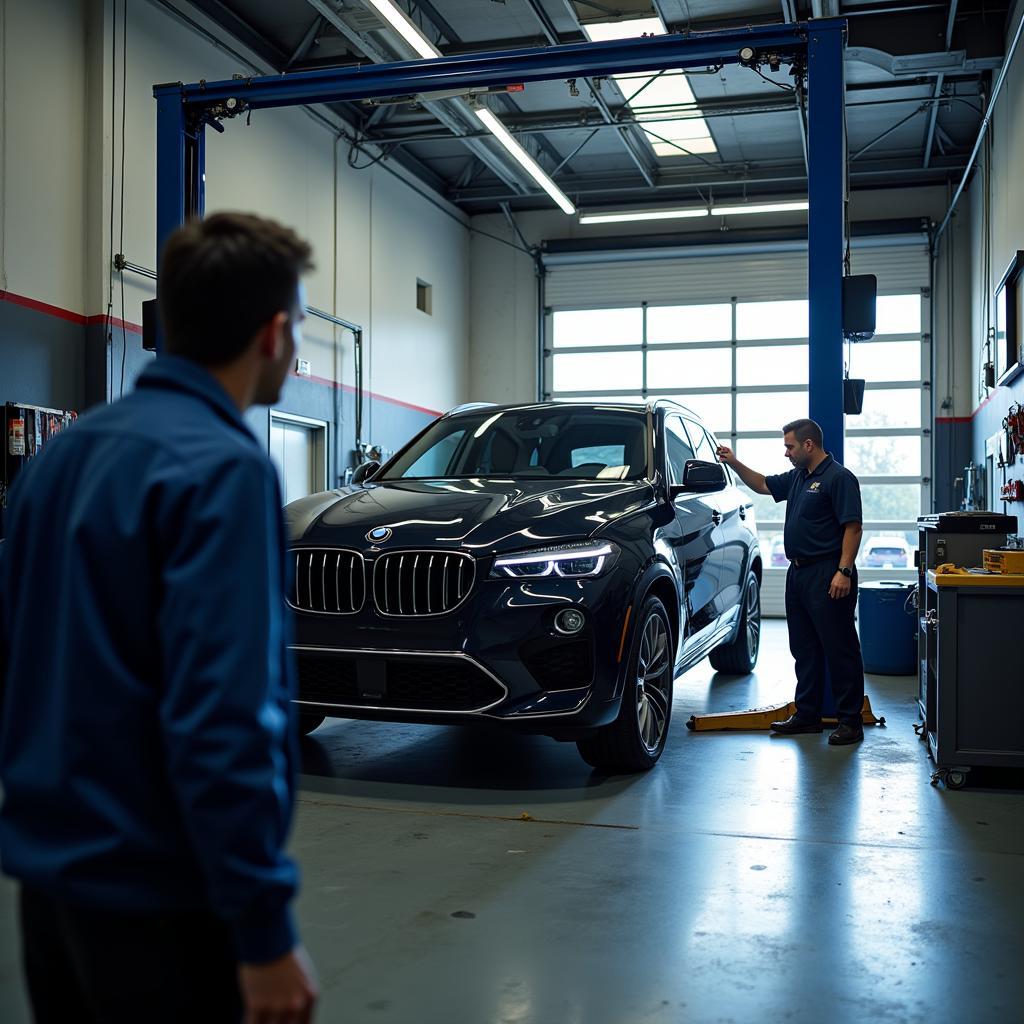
[1003,403,1024,462]
[1000,480,1024,503]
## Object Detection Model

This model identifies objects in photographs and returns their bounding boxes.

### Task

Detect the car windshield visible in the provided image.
[379,406,649,481]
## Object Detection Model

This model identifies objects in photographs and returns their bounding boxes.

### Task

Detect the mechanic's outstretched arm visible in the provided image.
[716,444,770,495]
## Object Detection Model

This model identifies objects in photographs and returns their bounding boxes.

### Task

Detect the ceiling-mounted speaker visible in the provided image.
[142,299,158,352]
[843,274,877,340]
[844,377,866,415]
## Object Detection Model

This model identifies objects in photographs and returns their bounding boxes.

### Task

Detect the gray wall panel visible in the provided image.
[1,299,85,412]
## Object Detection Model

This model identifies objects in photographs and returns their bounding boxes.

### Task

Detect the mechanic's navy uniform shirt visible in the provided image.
[0,356,298,964]
[765,454,863,560]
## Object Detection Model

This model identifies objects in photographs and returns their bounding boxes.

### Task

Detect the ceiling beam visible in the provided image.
[288,15,325,68]
[528,0,658,188]
[398,0,583,184]
[452,158,969,208]
[362,85,973,146]
[302,0,537,194]
[922,1,959,168]
[184,0,290,68]
[406,0,461,45]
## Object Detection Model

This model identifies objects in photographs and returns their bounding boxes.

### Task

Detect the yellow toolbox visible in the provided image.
[982,548,1024,574]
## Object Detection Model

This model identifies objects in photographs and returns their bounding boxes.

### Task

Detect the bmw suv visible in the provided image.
[285,401,761,771]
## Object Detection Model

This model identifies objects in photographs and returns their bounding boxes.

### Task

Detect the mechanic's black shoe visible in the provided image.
[770,714,823,735]
[828,723,865,746]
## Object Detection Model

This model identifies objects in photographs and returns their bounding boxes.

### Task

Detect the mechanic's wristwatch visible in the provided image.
[838,566,853,578]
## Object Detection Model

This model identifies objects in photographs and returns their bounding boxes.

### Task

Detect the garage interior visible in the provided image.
[1,0,1024,1021]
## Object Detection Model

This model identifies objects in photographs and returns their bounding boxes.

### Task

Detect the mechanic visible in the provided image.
[0,213,319,1022]
[716,418,866,746]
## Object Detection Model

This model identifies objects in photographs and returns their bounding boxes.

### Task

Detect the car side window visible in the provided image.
[665,417,696,485]
[685,419,716,464]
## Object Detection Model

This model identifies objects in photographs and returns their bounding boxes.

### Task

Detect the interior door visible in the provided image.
[664,415,720,642]
[270,415,325,505]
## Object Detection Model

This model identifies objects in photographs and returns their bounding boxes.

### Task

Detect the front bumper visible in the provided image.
[290,567,635,732]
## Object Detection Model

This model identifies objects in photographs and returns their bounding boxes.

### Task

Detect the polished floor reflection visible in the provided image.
[1,622,1021,1023]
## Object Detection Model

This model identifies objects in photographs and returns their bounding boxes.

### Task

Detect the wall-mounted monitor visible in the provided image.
[994,250,1024,385]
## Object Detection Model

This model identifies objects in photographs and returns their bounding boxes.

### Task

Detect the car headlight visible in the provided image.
[490,541,619,580]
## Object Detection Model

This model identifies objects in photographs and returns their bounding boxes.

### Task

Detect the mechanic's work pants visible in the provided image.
[19,886,243,1024]
[785,561,865,727]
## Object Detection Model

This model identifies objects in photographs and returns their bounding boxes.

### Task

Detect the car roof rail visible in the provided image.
[444,402,498,417]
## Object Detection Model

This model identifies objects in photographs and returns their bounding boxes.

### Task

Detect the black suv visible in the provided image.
[285,401,761,771]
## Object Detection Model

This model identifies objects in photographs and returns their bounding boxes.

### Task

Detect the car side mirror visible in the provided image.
[351,460,380,485]
[671,459,727,496]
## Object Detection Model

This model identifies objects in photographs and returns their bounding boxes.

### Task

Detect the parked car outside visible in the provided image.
[284,401,762,772]
[770,535,790,568]
[862,535,913,569]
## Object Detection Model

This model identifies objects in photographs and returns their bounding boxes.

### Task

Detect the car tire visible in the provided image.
[298,712,326,736]
[709,571,761,675]
[576,596,674,773]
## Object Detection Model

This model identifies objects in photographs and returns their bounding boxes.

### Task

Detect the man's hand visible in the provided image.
[716,444,736,466]
[828,572,851,600]
[239,947,318,1024]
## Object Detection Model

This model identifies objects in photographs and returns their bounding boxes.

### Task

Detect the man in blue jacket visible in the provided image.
[0,213,318,1022]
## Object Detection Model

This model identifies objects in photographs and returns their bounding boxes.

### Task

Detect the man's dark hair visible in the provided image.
[159,212,314,366]
[782,418,823,448]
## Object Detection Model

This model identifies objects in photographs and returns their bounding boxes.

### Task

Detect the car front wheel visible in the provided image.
[576,596,674,773]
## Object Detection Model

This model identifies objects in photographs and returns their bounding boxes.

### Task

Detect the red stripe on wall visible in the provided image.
[298,371,440,417]
[1,289,88,325]
[3,288,441,417]
[85,313,144,335]
[935,416,973,424]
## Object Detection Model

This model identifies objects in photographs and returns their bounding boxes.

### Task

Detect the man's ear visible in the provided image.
[257,311,290,360]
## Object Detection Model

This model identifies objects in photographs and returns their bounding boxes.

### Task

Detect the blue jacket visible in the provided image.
[0,356,299,963]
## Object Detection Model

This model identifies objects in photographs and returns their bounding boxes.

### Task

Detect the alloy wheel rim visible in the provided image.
[635,612,671,754]
[746,581,761,661]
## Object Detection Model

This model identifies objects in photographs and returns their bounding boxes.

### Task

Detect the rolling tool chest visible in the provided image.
[922,570,1024,788]
[916,512,1016,728]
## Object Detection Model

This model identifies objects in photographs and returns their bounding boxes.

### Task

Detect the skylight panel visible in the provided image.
[582,18,717,160]
[582,18,665,42]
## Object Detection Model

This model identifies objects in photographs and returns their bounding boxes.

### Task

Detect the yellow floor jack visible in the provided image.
[686,695,885,732]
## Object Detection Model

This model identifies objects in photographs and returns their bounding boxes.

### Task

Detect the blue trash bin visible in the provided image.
[858,580,917,675]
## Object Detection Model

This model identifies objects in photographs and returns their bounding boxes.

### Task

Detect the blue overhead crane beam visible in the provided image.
[154,18,847,460]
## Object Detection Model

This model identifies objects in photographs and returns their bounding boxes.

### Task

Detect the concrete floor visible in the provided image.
[2,620,1022,1023]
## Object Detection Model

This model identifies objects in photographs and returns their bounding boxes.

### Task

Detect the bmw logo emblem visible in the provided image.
[367,527,392,543]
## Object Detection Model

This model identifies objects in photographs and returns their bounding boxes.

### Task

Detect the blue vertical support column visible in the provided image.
[806,22,847,719]
[806,23,846,465]
[153,84,190,353]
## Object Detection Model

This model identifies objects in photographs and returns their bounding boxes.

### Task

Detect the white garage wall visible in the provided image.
[967,1,1024,493]
[0,0,90,313]
[0,0,469,422]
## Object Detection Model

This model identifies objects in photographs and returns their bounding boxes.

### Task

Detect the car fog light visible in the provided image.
[555,609,586,634]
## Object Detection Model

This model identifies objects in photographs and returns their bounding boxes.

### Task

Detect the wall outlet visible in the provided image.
[295,358,311,377]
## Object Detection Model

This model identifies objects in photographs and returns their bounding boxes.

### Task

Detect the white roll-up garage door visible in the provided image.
[541,233,930,618]
[543,235,930,308]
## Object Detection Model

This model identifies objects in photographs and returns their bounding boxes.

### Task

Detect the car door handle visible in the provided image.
[711,511,722,525]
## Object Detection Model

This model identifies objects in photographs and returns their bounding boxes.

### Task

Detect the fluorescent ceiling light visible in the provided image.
[580,208,709,224]
[711,201,810,215]
[366,0,441,59]
[475,107,576,215]
[366,0,572,214]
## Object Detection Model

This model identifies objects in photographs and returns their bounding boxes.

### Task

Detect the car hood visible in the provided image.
[285,477,657,554]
